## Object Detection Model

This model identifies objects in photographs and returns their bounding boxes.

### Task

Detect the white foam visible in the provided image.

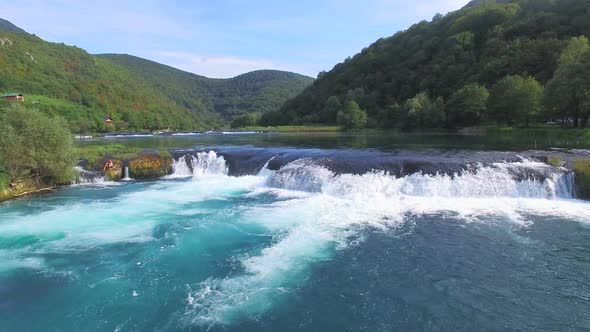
[184,160,587,326]
[165,155,193,179]
[221,131,261,135]
[166,152,229,178]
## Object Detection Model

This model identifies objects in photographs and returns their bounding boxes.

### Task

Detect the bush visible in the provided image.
[0,106,76,185]
[574,159,590,199]
[129,155,172,179]
[231,114,256,129]
[547,156,563,167]
[337,101,367,131]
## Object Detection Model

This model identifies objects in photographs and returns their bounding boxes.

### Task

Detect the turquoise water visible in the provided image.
[1,145,590,330]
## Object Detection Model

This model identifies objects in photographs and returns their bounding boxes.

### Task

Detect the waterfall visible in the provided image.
[168,151,228,178]
[190,151,229,176]
[74,166,107,184]
[267,159,575,199]
[122,167,131,181]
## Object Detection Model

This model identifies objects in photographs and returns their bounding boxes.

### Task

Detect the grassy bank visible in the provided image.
[75,143,173,180]
[241,125,342,132]
[75,144,144,167]
[486,127,590,147]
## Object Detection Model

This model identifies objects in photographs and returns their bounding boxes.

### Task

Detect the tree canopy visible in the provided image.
[270,0,590,129]
[488,75,543,126]
[0,106,76,185]
[545,36,590,127]
[337,101,368,131]
[0,23,313,133]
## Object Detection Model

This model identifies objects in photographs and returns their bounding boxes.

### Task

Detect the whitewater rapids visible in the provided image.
[1,150,588,330]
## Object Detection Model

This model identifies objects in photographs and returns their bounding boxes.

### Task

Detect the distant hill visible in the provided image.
[464,0,511,8]
[97,54,314,120]
[0,18,27,34]
[0,19,313,132]
[276,0,590,126]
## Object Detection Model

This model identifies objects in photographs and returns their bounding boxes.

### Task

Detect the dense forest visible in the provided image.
[269,0,590,130]
[0,21,312,133]
[98,54,314,121]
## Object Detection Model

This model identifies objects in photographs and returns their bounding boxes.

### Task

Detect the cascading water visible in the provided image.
[74,166,107,184]
[168,151,229,178]
[122,166,131,181]
[5,147,590,331]
[266,159,574,199]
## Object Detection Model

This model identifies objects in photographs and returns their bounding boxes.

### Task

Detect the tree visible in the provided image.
[545,37,590,127]
[377,102,401,129]
[0,107,76,185]
[337,101,367,131]
[230,114,256,128]
[403,92,445,129]
[446,83,489,127]
[558,36,590,65]
[321,96,342,123]
[258,111,287,126]
[488,75,543,127]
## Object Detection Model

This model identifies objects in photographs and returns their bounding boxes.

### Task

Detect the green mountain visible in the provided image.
[0,20,313,133]
[0,18,26,34]
[96,54,314,120]
[276,0,590,127]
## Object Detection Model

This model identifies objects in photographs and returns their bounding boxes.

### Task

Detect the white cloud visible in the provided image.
[151,51,318,78]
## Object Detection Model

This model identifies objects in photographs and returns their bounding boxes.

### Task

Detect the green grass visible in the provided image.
[488,127,590,140]
[241,125,343,132]
[75,144,143,166]
[75,144,173,170]
[547,156,563,167]
[0,171,10,191]
[574,159,590,199]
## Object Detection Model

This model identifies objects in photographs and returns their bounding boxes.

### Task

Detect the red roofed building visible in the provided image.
[1,93,24,102]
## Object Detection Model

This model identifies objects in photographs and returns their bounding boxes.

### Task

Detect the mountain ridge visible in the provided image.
[0,18,27,34]
[0,19,313,131]
[275,0,590,127]
[96,53,314,120]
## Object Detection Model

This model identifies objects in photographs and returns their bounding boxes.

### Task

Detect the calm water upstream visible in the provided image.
[1,133,589,331]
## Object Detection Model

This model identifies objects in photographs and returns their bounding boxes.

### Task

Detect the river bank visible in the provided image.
[3,145,590,204]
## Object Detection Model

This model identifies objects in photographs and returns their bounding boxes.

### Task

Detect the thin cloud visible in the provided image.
[1,0,472,78]
[152,51,318,78]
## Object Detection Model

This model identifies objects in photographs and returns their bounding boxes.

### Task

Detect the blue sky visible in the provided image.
[2,0,469,78]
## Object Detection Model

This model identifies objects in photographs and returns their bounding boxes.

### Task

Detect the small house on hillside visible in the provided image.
[1,93,24,102]
[103,116,113,124]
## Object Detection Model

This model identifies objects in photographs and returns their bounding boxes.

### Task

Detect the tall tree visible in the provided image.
[403,92,445,129]
[0,106,75,184]
[488,75,543,127]
[337,101,368,131]
[321,96,342,123]
[446,83,489,127]
[545,37,590,127]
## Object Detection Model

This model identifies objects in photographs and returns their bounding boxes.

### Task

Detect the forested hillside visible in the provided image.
[273,0,590,129]
[0,20,312,133]
[97,54,314,120]
[0,19,26,34]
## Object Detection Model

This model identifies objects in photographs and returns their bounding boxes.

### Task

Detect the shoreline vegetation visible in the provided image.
[2,1,590,202]
[3,106,590,201]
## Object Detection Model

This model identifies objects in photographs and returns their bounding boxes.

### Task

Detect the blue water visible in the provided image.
[1,150,590,331]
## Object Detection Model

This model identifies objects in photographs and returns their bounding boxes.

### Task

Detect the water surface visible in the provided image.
[1,134,590,331]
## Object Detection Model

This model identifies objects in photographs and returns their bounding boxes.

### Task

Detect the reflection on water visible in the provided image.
[76,131,590,151]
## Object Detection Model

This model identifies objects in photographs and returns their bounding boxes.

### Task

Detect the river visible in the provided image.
[1,133,589,331]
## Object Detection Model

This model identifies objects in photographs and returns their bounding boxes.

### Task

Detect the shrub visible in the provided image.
[0,106,76,185]
[574,159,590,199]
[129,155,172,179]
[547,156,563,167]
